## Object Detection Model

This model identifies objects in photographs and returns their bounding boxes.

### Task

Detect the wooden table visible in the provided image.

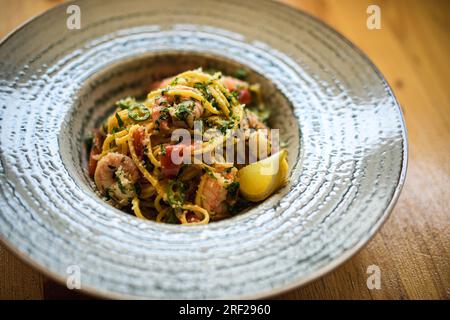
[0,0,448,300]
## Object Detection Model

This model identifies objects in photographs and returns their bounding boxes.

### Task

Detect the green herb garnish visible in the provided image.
[116,97,135,110]
[235,68,247,80]
[226,181,240,196]
[203,167,216,179]
[194,82,212,101]
[167,180,186,208]
[165,209,179,224]
[104,187,113,201]
[155,108,169,126]
[143,154,154,172]
[160,144,167,156]
[219,120,234,134]
[175,101,194,121]
[116,177,126,194]
[111,127,120,134]
[229,197,251,215]
[115,112,124,127]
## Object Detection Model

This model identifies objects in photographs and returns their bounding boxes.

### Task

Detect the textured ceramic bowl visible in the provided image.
[0,0,407,299]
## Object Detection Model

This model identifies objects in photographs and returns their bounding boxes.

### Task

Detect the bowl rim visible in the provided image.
[0,0,408,299]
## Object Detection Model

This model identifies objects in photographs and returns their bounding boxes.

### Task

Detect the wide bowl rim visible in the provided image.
[0,0,408,300]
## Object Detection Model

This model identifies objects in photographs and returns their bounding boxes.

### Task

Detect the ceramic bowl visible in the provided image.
[0,0,407,299]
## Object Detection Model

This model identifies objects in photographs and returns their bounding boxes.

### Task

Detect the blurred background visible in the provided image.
[0,0,448,299]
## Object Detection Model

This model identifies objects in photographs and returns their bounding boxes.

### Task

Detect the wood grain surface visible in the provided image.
[0,0,448,300]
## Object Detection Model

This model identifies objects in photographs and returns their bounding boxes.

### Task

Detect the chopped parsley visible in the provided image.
[111,127,120,134]
[175,101,194,121]
[194,82,212,101]
[194,82,206,91]
[115,97,135,110]
[229,197,251,215]
[226,181,240,196]
[143,155,154,172]
[234,68,247,80]
[219,120,234,134]
[115,112,124,128]
[116,177,126,194]
[165,209,179,224]
[167,180,186,208]
[155,108,169,126]
[104,187,113,201]
[203,167,216,179]
[160,144,167,156]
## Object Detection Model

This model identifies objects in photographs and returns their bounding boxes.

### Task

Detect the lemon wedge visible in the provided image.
[239,150,289,202]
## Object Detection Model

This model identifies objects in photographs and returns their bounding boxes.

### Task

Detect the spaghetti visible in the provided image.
[87,69,281,224]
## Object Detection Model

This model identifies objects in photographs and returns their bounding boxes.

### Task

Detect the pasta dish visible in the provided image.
[86,69,288,224]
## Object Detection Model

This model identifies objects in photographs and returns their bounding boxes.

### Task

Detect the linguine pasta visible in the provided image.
[87,68,284,224]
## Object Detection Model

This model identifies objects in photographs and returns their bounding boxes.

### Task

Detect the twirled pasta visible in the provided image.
[87,68,279,224]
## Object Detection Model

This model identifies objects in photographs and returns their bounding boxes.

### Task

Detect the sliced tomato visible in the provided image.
[222,76,246,92]
[160,144,184,178]
[237,88,252,105]
[221,76,252,105]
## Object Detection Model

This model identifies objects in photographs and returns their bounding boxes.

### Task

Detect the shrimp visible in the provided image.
[88,129,105,177]
[241,109,267,130]
[151,96,172,132]
[170,99,204,128]
[198,168,238,220]
[149,76,192,90]
[149,76,174,91]
[94,152,140,207]
[131,126,148,160]
[239,109,271,163]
